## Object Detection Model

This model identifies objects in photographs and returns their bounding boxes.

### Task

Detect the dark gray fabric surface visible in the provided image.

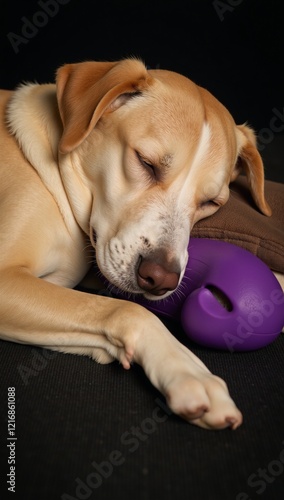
[1,326,284,500]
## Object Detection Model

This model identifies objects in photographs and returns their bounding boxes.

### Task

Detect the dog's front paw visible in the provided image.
[100,303,242,430]
[165,369,242,430]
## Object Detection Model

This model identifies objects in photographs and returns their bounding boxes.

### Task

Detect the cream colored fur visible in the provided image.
[0,59,281,430]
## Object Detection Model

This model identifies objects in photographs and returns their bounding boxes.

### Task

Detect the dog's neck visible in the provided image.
[6,83,85,238]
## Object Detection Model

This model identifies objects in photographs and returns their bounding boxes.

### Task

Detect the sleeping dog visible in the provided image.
[0,58,275,429]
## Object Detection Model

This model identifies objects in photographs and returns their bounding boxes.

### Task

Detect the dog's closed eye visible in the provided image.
[200,199,220,208]
[135,151,157,179]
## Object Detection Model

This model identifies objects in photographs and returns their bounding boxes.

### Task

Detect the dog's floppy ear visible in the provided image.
[231,124,272,216]
[56,59,151,154]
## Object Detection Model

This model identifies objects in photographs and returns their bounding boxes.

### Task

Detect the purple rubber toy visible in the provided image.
[100,239,284,352]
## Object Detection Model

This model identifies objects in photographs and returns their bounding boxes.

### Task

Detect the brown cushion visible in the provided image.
[191,177,284,273]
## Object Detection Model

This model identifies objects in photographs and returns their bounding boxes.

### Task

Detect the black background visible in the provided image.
[1,0,283,182]
[1,0,283,132]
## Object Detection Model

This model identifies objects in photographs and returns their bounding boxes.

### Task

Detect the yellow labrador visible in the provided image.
[0,59,273,430]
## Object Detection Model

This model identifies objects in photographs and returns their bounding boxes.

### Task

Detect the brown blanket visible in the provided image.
[192,177,284,273]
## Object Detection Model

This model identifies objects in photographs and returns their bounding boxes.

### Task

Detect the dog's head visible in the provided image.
[56,59,271,299]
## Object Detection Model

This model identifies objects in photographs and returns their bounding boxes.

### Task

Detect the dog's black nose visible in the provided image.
[137,257,180,296]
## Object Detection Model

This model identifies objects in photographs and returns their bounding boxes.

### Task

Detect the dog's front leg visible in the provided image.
[75,284,243,430]
[0,267,242,430]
